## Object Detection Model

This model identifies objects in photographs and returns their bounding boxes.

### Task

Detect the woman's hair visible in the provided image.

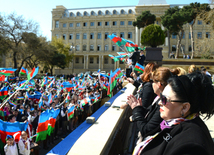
[167,72,214,119]
[188,64,196,73]
[152,67,179,87]
[141,62,159,82]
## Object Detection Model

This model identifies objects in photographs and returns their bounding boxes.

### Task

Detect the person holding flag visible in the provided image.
[4,135,18,155]
[18,131,30,155]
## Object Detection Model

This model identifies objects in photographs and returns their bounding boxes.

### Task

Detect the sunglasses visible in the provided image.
[160,93,187,105]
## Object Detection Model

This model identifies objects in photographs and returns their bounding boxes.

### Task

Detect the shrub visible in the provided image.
[141,24,165,48]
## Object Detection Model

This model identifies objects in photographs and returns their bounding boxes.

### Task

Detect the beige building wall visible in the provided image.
[51,4,213,75]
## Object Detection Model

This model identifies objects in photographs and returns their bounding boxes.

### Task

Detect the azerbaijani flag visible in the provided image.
[38,98,43,108]
[88,74,93,80]
[8,100,17,107]
[47,109,60,136]
[0,68,17,76]
[0,87,8,100]
[108,34,126,47]
[125,42,135,52]
[48,93,53,105]
[80,97,91,106]
[107,70,112,97]
[134,63,145,73]
[0,119,28,144]
[27,67,39,80]
[65,92,71,103]
[19,67,28,75]
[0,108,5,121]
[0,75,5,82]
[67,106,75,120]
[17,96,25,100]
[109,55,119,62]
[36,110,50,142]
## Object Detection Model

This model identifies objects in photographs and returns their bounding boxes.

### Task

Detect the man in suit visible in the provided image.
[129,47,140,73]
[139,50,146,66]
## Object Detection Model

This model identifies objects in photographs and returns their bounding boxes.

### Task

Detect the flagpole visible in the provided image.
[0,79,30,109]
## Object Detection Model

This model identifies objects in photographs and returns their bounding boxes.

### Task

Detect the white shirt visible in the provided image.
[4,143,18,155]
[18,138,30,155]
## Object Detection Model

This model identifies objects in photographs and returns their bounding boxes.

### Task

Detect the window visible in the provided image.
[113,21,117,26]
[84,11,87,16]
[63,23,67,28]
[56,34,59,38]
[128,32,132,39]
[70,12,73,17]
[105,32,109,39]
[189,32,194,39]
[112,45,116,51]
[90,57,93,63]
[82,57,84,63]
[111,59,114,64]
[76,45,80,51]
[120,21,125,25]
[90,22,94,26]
[104,57,108,64]
[128,21,132,25]
[172,45,176,51]
[75,57,79,63]
[113,10,117,15]
[77,12,80,16]
[189,45,192,52]
[83,45,87,51]
[206,32,210,38]
[105,22,109,26]
[106,10,109,15]
[63,34,66,40]
[97,57,99,64]
[105,45,108,51]
[63,13,67,17]
[189,20,194,25]
[181,32,185,39]
[83,33,87,39]
[128,9,132,14]
[90,33,94,39]
[121,10,125,14]
[90,45,94,51]
[198,20,202,25]
[97,45,101,51]
[91,11,95,16]
[197,32,202,39]
[69,34,73,40]
[55,21,59,28]
[120,32,124,38]
[112,32,116,35]
[76,23,80,27]
[83,22,87,27]
[172,33,177,39]
[156,21,159,24]
[97,33,101,39]
[98,22,102,26]
[76,33,80,39]
[98,11,102,15]
[69,23,73,27]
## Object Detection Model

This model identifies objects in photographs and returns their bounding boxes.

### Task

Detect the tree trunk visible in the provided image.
[50,66,53,76]
[190,21,195,59]
[167,31,171,58]
[13,51,18,76]
[175,30,184,59]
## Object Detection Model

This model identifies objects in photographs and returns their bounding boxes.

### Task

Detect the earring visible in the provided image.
[181,112,184,117]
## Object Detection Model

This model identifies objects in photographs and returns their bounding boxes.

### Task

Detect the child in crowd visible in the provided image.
[18,131,30,155]
[4,135,18,155]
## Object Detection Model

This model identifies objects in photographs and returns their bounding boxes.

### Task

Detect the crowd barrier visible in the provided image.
[48,83,136,155]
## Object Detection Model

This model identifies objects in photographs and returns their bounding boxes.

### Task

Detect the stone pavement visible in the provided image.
[203,115,214,141]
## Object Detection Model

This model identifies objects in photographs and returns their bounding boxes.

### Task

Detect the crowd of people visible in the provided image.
[0,73,123,155]
[123,63,214,155]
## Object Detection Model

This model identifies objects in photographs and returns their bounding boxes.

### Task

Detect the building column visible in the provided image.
[114,60,117,70]
[84,55,86,69]
[101,55,104,70]
[135,27,138,46]
[99,55,101,69]
[86,55,89,70]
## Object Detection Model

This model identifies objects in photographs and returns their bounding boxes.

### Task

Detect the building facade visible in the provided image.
[51,0,213,74]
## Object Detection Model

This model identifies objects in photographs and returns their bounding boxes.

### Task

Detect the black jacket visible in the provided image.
[140,116,214,155]
[132,98,162,138]
[129,51,140,65]
[133,80,156,109]
[139,54,146,66]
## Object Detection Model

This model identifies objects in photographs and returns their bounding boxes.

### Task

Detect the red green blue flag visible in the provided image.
[134,63,145,73]
[67,106,75,120]
[48,109,60,136]
[0,87,8,100]
[108,34,126,47]
[27,67,39,80]
[19,67,28,75]
[0,68,17,76]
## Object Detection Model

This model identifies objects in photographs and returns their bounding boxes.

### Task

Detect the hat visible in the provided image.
[6,135,13,140]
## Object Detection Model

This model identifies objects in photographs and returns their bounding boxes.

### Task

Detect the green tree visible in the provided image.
[161,6,188,58]
[133,11,156,29]
[180,2,210,59]
[0,12,39,75]
[50,37,73,67]
[141,24,165,48]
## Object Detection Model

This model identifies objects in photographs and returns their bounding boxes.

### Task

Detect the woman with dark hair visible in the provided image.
[133,72,214,155]
[127,67,181,145]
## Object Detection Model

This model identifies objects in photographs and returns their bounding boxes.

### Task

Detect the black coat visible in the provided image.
[129,51,140,65]
[132,98,163,138]
[133,80,156,109]
[139,54,146,66]
[140,116,214,155]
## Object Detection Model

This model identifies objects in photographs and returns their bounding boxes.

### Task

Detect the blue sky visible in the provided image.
[0,0,209,41]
